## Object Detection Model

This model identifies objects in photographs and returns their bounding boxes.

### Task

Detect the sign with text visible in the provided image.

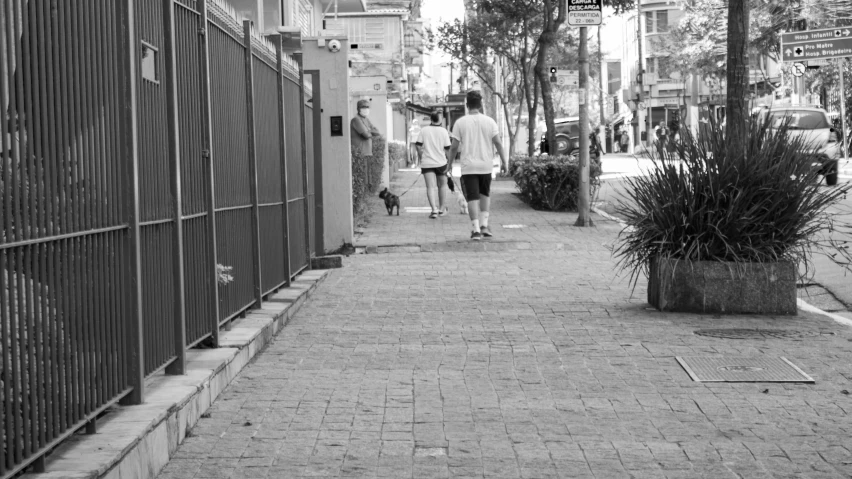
[781,27,852,61]
[567,0,602,26]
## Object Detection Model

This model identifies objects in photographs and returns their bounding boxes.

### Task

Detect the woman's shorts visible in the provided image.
[421,165,448,176]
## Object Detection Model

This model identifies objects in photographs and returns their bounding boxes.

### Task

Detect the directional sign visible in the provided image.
[567,0,602,26]
[781,27,852,62]
[792,62,806,77]
[556,69,579,88]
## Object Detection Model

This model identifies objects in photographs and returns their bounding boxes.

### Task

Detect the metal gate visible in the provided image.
[1,1,132,476]
[1,0,317,475]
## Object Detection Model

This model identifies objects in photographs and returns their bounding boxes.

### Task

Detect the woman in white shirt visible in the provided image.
[415,112,452,218]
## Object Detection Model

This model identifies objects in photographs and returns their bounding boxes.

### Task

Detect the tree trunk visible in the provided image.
[725,0,749,158]
[527,78,540,156]
[535,30,558,155]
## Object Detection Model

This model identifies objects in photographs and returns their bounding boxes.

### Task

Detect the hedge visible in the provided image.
[352,137,386,219]
[512,155,601,211]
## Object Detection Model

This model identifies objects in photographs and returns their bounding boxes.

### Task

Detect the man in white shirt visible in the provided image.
[416,112,451,218]
[447,91,508,240]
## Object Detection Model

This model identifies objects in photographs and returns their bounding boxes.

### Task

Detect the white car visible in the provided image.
[759,106,840,186]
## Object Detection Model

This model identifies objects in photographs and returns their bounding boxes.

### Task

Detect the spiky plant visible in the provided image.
[615,116,852,287]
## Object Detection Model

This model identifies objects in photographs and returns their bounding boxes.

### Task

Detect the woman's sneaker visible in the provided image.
[480,226,493,238]
[470,231,482,241]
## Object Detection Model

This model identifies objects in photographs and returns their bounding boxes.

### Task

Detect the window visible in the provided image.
[141,42,158,83]
[645,58,656,74]
[768,111,831,130]
[645,10,669,33]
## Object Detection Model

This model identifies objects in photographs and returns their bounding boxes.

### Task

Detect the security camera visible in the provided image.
[328,40,341,53]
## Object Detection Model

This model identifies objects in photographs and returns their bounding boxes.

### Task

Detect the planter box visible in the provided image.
[648,258,797,315]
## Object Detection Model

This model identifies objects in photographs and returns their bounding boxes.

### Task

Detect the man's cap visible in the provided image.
[357,99,370,109]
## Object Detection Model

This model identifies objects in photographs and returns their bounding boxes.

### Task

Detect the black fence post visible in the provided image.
[276,37,292,287]
[198,0,221,343]
[295,54,312,269]
[243,20,263,306]
[121,0,144,405]
[162,0,187,375]
[307,72,324,257]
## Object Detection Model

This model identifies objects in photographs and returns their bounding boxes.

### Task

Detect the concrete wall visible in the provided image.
[302,36,354,252]
[350,76,390,187]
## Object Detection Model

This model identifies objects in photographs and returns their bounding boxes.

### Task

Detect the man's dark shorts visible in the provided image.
[421,164,448,176]
[461,174,491,201]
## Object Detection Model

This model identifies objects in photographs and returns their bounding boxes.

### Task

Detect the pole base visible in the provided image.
[574,215,595,227]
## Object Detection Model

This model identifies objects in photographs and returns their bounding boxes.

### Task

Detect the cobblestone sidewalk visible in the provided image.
[158,169,852,479]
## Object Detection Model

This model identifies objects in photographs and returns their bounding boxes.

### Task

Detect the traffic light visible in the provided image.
[550,67,557,83]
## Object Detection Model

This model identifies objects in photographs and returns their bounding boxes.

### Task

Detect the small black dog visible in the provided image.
[378,187,400,216]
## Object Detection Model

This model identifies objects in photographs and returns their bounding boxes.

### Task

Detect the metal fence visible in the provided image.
[0,0,317,476]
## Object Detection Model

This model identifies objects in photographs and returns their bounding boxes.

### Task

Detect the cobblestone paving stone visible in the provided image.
[158,170,852,478]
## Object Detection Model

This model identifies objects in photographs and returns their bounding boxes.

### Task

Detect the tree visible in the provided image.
[534,0,634,153]
[431,0,542,155]
[726,0,750,157]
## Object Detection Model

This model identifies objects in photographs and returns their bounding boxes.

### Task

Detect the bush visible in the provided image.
[351,137,386,219]
[614,117,852,286]
[388,140,407,169]
[512,155,602,211]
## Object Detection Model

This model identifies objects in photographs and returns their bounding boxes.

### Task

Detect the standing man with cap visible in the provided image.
[351,99,382,156]
[447,91,508,240]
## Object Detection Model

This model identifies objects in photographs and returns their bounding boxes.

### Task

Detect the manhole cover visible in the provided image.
[694,329,820,340]
[676,357,814,383]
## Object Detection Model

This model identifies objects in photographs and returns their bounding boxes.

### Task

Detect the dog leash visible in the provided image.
[397,173,423,197]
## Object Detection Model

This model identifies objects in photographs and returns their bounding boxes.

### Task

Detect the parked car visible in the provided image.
[539,117,581,157]
[757,106,840,186]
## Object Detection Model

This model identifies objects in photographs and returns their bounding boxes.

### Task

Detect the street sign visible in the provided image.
[781,27,852,62]
[637,102,646,110]
[567,0,602,26]
[556,69,579,88]
[792,62,806,77]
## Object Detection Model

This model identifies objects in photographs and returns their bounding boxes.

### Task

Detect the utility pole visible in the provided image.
[840,58,847,160]
[575,27,593,227]
[598,26,606,152]
[635,1,645,149]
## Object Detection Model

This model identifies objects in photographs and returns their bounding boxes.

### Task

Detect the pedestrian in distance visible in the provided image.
[416,111,452,219]
[350,99,382,157]
[447,91,509,241]
[620,128,630,154]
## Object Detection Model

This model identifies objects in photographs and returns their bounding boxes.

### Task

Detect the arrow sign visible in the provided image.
[781,27,852,62]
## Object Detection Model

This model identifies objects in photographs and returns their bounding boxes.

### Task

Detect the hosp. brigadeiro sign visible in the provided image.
[567,0,603,26]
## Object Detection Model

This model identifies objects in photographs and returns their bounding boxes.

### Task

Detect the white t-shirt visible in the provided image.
[416,125,451,168]
[450,113,499,175]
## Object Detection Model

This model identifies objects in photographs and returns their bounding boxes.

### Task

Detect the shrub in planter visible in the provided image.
[512,155,602,211]
[351,140,386,218]
[614,117,852,313]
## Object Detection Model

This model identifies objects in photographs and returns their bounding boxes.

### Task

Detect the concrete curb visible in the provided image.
[354,241,578,254]
[22,269,331,479]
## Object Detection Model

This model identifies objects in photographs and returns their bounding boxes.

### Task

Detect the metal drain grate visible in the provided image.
[694,329,820,340]
[676,356,815,383]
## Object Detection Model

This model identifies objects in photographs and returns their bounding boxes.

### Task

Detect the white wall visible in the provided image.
[302,36,354,252]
